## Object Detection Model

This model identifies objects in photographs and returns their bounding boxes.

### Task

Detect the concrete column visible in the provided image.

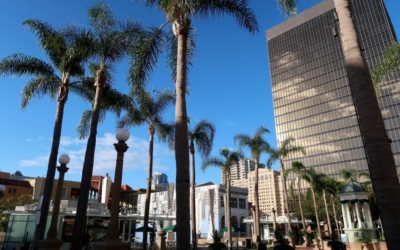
[346,203,353,229]
[341,203,348,228]
[355,203,362,228]
[363,202,373,228]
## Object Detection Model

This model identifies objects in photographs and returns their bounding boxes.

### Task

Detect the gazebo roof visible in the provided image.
[338,179,366,194]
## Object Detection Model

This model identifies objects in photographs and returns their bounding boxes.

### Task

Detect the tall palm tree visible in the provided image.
[278,1,400,246]
[0,20,93,245]
[285,161,306,230]
[267,137,305,230]
[202,148,244,249]
[188,120,215,250]
[323,176,342,239]
[234,126,270,244]
[300,167,325,248]
[140,2,257,247]
[71,3,143,249]
[117,88,174,249]
[320,177,334,239]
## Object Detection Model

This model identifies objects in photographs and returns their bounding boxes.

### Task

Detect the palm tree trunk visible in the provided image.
[33,84,68,248]
[297,178,306,230]
[254,159,260,243]
[334,0,400,247]
[331,195,339,238]
[280,160,292,229]
[142,126,155,250]
[322,190,332,239]
[174,29,191,250]
[227,172,232,249]
[310,188,322,248]
[190,142,197,250]
[71,68,105,250]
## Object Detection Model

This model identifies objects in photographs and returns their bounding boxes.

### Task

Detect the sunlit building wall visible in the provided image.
[267,0,400,184]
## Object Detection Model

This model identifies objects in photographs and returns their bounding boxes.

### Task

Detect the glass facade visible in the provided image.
[267,0,400,182]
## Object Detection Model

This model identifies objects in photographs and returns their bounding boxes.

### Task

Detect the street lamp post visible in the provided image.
[272,206,277,242]
[94,128,130,250]
[38,154,70,250]
[0,185,5,199]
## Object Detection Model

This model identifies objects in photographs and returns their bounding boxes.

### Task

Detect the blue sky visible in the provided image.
[0,0,399,188]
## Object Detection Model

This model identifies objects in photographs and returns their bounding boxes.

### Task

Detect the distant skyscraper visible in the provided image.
[266,0,400,185]
[221,158,265,185]
[152,172,169,191]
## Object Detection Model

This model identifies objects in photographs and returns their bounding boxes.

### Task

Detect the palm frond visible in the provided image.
[77,110,92,139]
[338,168,357,180]
[21,75,60,109]
[372,41,400,96]
[22,19,66,67]
[201,156,225,172]
[189,119,216,158]
[128,26,166,90]
[0,54,56,78]
[155,121,175,148]
[196,0,258,34]
[167,26,196,84]
[276,0,298,18]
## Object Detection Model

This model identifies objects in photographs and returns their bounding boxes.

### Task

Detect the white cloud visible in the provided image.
[26,138,33,142]
[20,155,48,167]
[223,119,235,126]
[19,133,175,177]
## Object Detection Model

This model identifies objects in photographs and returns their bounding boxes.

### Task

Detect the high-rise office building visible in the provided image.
[152,172,169,191]
[267,0,400,184]
[221,158,265,185]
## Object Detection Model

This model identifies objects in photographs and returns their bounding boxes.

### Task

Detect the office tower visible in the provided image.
[152,172,169,191]
[221,158,263,185]
[231,168,282,215]
[267,0,400,184]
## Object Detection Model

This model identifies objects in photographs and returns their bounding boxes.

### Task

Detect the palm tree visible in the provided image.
[0,20,93,245]
[278,1,400,246]
[323,176,342,238]
[202,148,244,249]
[285,161,306,230]
[117,88,174,249]
[188,120,215,250]
[299,167,325,248]
[71,4,143,249]
[140,2,258,247]
[234,126,270,244]
[372,41,400,95]
[267,137,305,230]
[320,177,334,239]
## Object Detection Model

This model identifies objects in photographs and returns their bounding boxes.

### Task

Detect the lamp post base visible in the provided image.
[37,238,64,250]
[93,240,130,250]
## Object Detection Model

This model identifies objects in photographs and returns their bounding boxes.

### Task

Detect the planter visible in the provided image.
[208,242,227,250]
[361,243,369,250]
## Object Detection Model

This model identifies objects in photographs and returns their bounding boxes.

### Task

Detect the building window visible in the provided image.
[240,216,247,232]
[239,199,246,209]
[221,215,225,229]
[220,196,224,207]
[8,188,12,193]
[61,187,67,198]
[231,216,238,228]
[230,198,237,208]
[12,188,17,194]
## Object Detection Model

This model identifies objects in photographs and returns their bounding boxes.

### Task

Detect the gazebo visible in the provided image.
[338,179,377,243]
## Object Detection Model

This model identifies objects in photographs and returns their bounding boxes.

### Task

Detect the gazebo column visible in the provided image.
[341,203,349,228]
[362,202,373,228]
[345,202,353,229]
[355,203,363,228]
